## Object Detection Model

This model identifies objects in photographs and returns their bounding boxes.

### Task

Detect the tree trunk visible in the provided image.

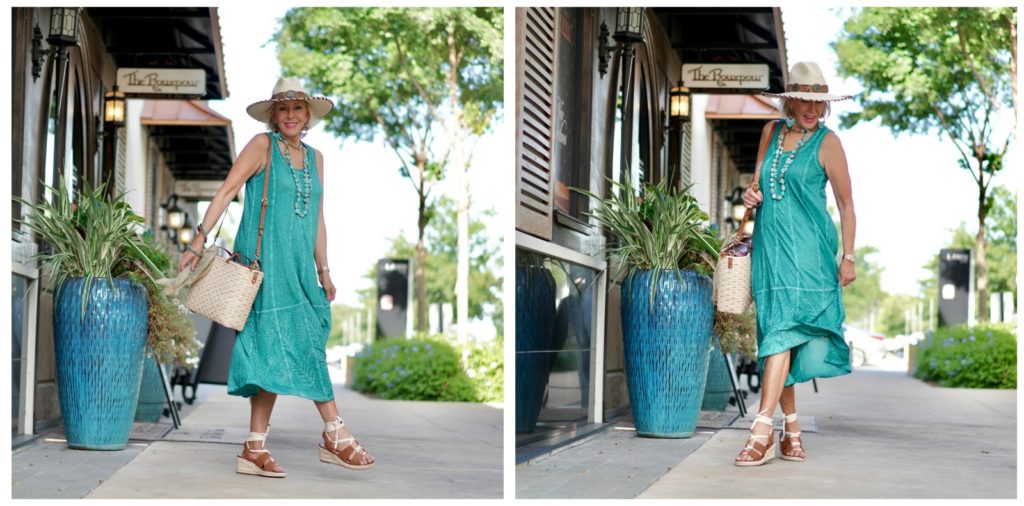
[447,16,470,344]
[415,163,429,334]
[976,176,989,323]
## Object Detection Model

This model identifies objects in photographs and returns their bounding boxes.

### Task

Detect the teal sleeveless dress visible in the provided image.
[751,121,851,387]
[227,134,334,402]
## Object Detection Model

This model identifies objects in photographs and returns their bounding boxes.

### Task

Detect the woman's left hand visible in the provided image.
[839,260,857,288]
[319,271,336,302]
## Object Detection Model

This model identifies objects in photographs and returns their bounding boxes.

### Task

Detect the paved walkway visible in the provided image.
[13,376,503,499]
[517,366,1016,499]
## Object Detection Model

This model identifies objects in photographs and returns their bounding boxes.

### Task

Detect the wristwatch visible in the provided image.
[842,253,856,264]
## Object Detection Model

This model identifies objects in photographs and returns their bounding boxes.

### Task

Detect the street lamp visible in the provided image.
[598,7,648,78]
[103,86,126,127]
[670,83,691,122]
[47,8,80,47]
[613,7,646,44]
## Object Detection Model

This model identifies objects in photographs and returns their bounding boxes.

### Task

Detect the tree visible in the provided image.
[918,185,1017,318]
[834,7,1016,322]
[359,196,502,336]
[275,8,502,340]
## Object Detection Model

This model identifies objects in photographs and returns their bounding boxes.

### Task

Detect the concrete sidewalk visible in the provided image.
[13,377,503,499]
[517,367,1016,499]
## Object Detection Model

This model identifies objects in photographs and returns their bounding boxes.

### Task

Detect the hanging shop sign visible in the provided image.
[116,68,206,98]
[681,63,769,92]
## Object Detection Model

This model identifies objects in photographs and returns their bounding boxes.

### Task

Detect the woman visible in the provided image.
[734,62,857,466]
[178,77,375,477]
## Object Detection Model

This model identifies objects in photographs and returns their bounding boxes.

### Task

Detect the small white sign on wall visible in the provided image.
[681,63,769,90]
[116,68,206,96]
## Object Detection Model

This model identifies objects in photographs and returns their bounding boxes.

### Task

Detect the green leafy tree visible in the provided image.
[918,185,1017,320]
[834,7,1016,322]
[275,8,502,338]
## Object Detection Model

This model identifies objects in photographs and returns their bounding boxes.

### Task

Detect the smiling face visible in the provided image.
[271,100,310,137]
[785,99,827,130]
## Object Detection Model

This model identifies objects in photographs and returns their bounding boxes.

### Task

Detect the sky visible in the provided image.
[207,6,507,318]
[781,6,1018,297]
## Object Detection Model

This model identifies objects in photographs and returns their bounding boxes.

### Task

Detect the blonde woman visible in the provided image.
[735,62,857,466]
[178,77,375,477]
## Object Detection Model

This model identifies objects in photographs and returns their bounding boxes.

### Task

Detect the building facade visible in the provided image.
[11,7,233,445]
[514,6,787,459]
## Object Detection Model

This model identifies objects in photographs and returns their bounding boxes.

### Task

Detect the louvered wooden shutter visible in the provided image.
[515,7,556,240]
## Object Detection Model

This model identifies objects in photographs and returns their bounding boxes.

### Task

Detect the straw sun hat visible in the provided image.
[245,77,334,129]
[762,61,852,102]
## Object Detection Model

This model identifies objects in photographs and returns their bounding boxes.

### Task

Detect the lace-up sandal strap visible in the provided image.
[781,413,802,440]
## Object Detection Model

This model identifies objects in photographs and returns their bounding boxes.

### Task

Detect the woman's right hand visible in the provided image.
[743,186,763,208]
[178,249,201,272]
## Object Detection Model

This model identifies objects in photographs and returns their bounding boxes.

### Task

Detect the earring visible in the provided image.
[785,116,795,129]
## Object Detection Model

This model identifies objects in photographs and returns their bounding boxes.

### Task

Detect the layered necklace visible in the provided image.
[275,132,312,218]
[768,123,815,201]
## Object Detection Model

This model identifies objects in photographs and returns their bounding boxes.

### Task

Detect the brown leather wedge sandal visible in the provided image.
[779,412,806,462]
[236,425,287,478]
[318,416,375,470]
[735,412,776,467]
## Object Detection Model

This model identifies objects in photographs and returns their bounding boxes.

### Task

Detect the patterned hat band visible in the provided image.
[786,83,829,93]
[271,90,309,100]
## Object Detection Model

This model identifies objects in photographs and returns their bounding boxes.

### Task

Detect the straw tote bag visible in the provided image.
[181,134,274,331]
[714,123,772,314]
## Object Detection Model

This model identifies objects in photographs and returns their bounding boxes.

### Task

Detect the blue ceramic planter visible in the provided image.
[134,352,165,423]
[515,265,556,433]
[621,269,714,437]
[54,278,148,450]
[701,337,732,411]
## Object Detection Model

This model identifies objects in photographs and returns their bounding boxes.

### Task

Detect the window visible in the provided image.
[551,8,591,219]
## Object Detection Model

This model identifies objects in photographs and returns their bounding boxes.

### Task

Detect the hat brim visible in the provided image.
[246,96,334,128]
[762,91,852,102]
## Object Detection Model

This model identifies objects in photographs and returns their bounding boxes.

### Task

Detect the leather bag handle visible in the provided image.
[735,119,780,239]
[252,133,273,266]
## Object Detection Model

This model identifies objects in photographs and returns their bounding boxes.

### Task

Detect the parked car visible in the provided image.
[843,324,887,367]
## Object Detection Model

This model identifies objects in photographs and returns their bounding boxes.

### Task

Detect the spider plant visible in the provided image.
[573,175,721,304]
[14,179,160,318]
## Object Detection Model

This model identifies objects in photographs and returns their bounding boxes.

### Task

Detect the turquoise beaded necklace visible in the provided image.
[768,122,816,201]
[274,132,313,218]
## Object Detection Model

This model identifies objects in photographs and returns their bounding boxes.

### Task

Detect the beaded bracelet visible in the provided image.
[196,223,208,243]
[317,265,330,274]
[185,244,203,258]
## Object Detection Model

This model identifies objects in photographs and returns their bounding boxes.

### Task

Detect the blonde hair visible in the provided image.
[781,98,831,120]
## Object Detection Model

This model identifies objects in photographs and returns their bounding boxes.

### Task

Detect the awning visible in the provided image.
[141,100,236,184]
[86,7,228,100]
[705,94,783,172]
[653,7,788,94]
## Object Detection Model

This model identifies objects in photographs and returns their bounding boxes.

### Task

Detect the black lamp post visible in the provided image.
[598,7,648,78]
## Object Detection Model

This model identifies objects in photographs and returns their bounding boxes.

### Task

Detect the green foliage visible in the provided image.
[462,337,503,402]
[352,335,503,402]
[714,306,757,360]
[574,177,721,300]
[914,323,1016,388]
[14,179,159,317]
[127,233,200,365]
[352,336,476,401]
[834,7,1013,139]
[276,7,503,144]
